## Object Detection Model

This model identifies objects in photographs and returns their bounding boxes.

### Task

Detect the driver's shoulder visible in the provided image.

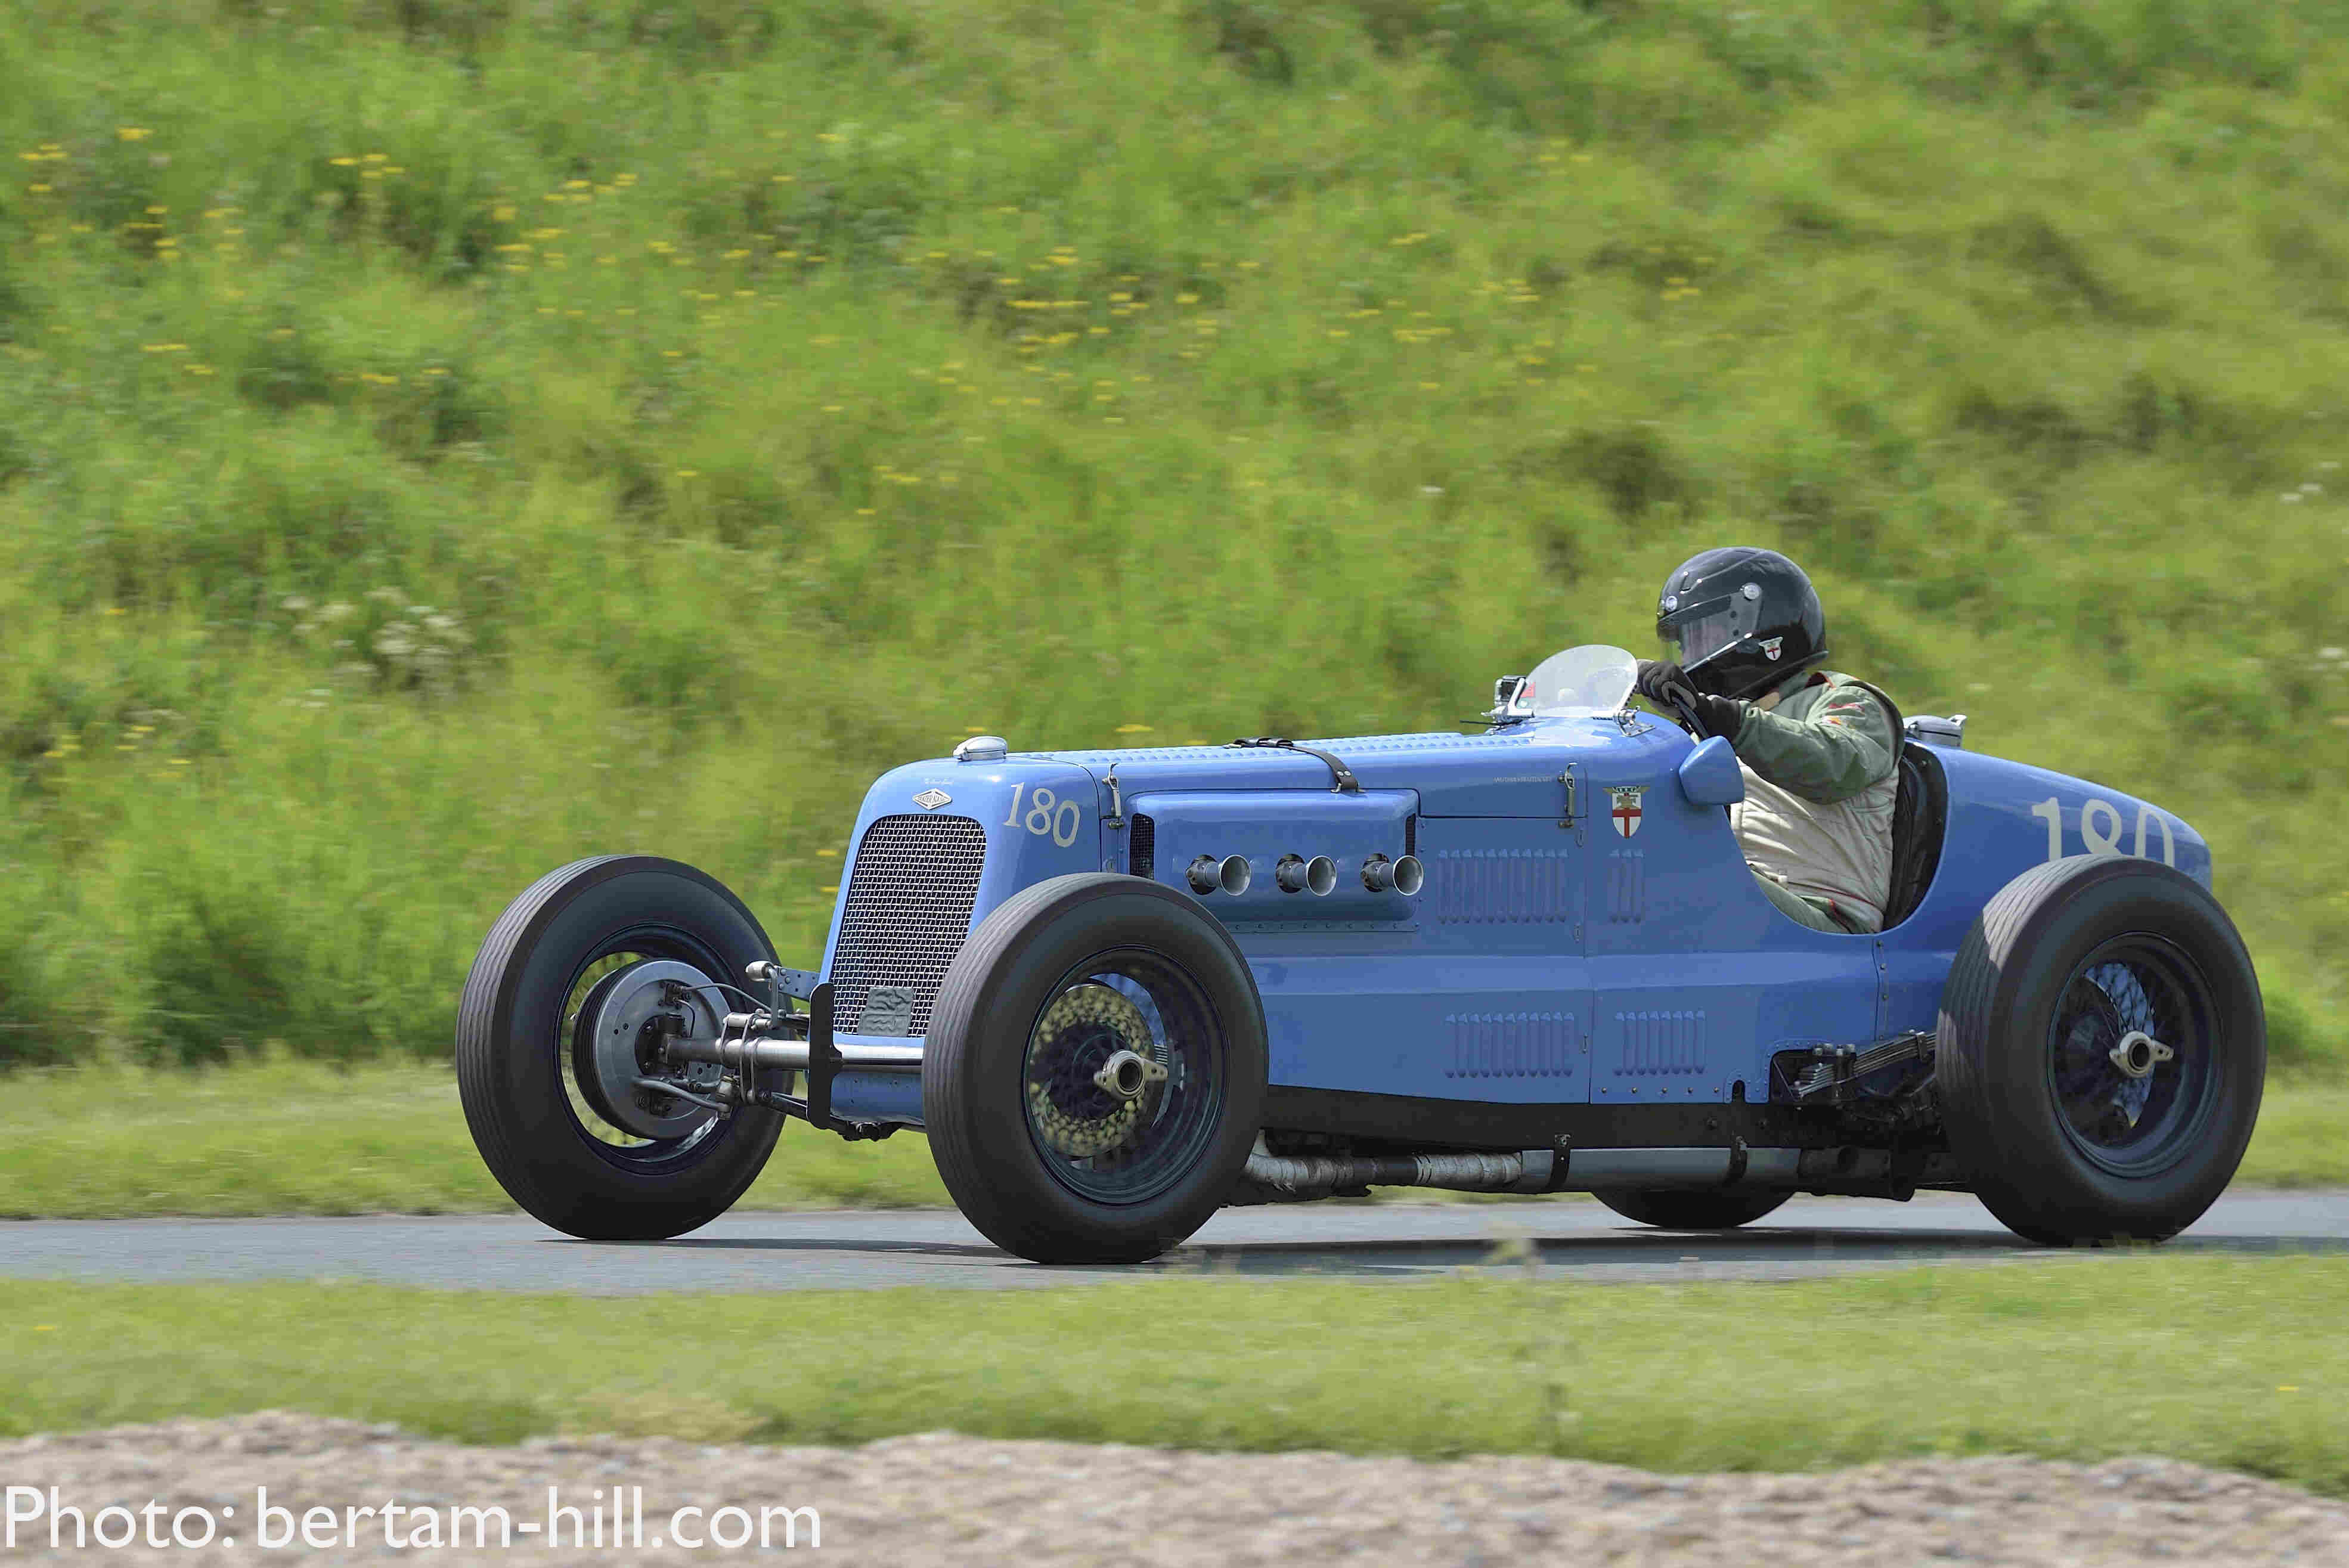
[1787,670,1899,738]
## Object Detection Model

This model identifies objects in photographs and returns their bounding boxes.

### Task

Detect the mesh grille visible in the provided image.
[1405,813,1417,859]
[829,814,987,1036]
[1129,813,1155,879]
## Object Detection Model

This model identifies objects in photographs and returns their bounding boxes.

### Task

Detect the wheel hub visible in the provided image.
[2109,1029,2175,1080]
[2049,952,2199,1161]
[575,958,729,1140]
[1093,1048,1169,1101]
[1024,984,1164,1159]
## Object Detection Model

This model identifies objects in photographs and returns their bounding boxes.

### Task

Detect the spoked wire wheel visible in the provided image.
[2046,935,2215,1179]
[1937,854,2264,1247]
[1019,952,1225,1206]
[924,873,1267,1264]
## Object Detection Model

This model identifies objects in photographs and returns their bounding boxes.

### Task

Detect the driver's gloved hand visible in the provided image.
[1635,657,1691,709]
[1635,661,1744,741]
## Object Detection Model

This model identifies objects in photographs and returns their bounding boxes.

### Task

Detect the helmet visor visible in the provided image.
[1658,591,1759,674]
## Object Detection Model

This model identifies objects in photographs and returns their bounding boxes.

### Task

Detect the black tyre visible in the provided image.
[1938,855,2264,1246]
[923,873,1266,1264]
[1595,1189,1792,1230]
[455,856,784,1240]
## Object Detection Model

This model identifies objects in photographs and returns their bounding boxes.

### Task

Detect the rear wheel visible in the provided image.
[923,875,1266,1264]
[1938,855,2263,1245]
[1595,1189,1790,1231]
[455,856,784,1240]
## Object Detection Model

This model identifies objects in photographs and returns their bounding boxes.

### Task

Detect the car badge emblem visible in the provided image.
[1760,636,1783,661]
[1609,786,1645,839]
[912,788,952,810]
[861,986,915,1036]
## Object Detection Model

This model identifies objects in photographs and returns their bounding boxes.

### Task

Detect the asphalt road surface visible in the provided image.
[3,1190,2344,1294]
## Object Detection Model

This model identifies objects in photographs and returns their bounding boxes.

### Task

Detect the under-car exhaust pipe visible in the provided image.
[1188,854,1252,896]
[1242,1141,1804,1197]
[1276,854,1338,895]
[1361,854,1424,895]
[1245,1145,1552,1195]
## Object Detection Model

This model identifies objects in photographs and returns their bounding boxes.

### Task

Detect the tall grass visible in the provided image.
[2,0,2345,1066]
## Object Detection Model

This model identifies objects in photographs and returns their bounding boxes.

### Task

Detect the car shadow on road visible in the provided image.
[1163,1228,2349,1278]
[635,1236,1009,1260]
[586,1225,2349,1281]
[1155,1228,2037,1278]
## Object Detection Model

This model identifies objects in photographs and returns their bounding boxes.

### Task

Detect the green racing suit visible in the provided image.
[1723,670,1901,933]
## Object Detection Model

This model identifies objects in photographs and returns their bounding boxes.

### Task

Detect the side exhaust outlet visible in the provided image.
[1276,854,1337,895]
[1187,854,1252,896]
[1362,854,1425,895]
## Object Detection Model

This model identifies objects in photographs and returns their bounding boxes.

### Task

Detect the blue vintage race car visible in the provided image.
[458,646,2266,1263]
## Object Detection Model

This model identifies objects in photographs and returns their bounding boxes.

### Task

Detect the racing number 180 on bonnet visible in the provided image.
[457,644,2264,1263]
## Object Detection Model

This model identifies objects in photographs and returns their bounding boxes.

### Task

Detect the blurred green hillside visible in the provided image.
[2,0,2345,1070]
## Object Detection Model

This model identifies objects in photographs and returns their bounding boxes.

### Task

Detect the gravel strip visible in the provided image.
[2,1413,2345,1564]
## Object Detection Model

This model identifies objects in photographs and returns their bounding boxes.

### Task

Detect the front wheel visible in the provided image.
[923,874,1267,1264]
[1595,1189,1791,1231]
[1937,855,2264,1246]
[455,856,784,1240]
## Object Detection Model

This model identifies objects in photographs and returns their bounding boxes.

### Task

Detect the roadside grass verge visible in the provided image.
[2234,1087,2349,1188]
[2,1257,2345,1492]
[2,1058,2339,1216]
[0,1056,947,1217]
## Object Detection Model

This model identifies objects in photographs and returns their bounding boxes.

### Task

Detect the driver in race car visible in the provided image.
[1635,547,1902,934]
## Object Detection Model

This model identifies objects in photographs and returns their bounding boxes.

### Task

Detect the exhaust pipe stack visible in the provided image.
[1276,854,1338,895]
[1187,854,1253,896]
[1180,853,1422,900]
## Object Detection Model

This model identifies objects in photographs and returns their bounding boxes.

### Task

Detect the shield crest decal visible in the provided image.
[1609,786,1645,838]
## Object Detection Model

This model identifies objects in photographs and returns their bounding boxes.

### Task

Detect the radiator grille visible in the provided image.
[829,814,987,1036]
[1129,813,1155,879]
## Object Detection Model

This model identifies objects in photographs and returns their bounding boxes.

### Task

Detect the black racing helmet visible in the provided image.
[1654,547,1827,701]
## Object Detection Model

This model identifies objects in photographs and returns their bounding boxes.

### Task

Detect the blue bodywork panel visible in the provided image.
[818,712,2207,1128]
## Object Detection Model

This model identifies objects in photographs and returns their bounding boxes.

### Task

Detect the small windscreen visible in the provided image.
[1522,644,1638,717]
